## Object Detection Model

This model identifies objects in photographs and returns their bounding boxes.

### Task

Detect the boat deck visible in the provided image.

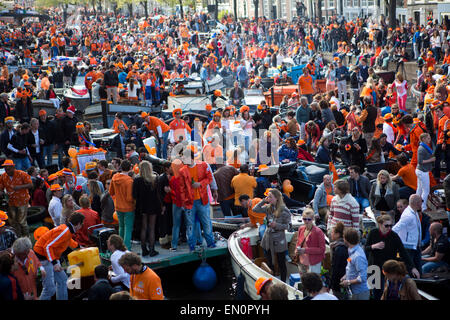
[130,239,229,270]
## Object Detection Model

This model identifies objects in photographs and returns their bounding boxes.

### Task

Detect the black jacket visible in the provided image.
[0,128,16,158]
[87,279,113,301]
[229,87,244,101]
[103,70,119,87]
[9,131,30,158]
[330,239,348,292]
[110,133,126,159]
[190,63,202,74]
[62,116,78,144]
[39,119,56,146]
[348,175,371,200]
[0,100,11,123]
[132,176,162,215]
[52,116,66,144]
[27,128,45,156]
[125,131,144,150]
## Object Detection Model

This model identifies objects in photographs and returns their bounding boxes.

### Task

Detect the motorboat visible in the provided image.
[63,75,90,112]
[7,88,59,117]
[179,74,225,95]
[243,88,265,113]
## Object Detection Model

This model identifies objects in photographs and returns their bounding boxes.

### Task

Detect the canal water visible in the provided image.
[157,254,237,300]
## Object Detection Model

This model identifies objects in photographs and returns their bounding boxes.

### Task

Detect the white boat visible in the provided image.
[181,74,225,95]
[63,75,90,112]
[228,227,304,300]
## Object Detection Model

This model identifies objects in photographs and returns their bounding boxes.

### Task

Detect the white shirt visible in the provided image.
[32,129,40,154]
[382,123,395,144]
[110,250,130,288]
[48,196,62,226]
[312,292,339,300]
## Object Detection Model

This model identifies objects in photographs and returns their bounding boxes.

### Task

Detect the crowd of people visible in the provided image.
[0,5,450,301]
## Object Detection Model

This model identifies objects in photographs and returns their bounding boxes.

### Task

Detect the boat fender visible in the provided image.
[192,261,217,292]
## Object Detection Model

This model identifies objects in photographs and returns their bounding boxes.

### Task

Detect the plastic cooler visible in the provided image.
[68,247,101,277]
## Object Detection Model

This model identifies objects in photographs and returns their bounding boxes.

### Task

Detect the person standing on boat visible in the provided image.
[340,228,370,300]
[252,188,291,283]
[168,108,191,147]
[295,209,326,276]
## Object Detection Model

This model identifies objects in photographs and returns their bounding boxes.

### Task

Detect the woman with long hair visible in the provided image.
[61,194,79,225]
[252,188,291,282]
[132,160,162,257]
[330,222,348,300]
[381,260,421,300]
[88,179,102,215]
[369,170,400,219]
[278,137,298,163]
[107,234,130,292]
[366,137,384,163]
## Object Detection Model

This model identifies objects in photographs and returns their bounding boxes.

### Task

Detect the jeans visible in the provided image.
[185,200,215,250]
[117,211,135,250]
[39,260,68,300]
[337,80,347,104]
[259,224,266,240]
[304,94,313,104]
[219,199,234,217]
[13,157,31,171]
[355,197,370,213]
[350,290,370,300]
[171,204,184,249]
[422,260,449,274]
[42,144,54,167]
[56,143,69,169]
[24,57,31,67]
[51,46,58,58]
[32,152,45,169]
[157,131,169,159]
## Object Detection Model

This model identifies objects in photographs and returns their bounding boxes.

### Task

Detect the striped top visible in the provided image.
[327,193,361,232]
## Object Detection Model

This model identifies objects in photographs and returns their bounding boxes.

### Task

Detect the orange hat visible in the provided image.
[33,226,49,240]
[23,74,29,80]
[413,118,420,124]
[240,105,249,113]
[39,109,47,116]
[297,139,306,146]
[85,162,97,171]
[172,108,182,117]
[2,159,14,166]
[48,173,58,182]
[214,111,221,117]
[0,210,8,221]
[255,277,273,295]
[76,122,84,129]
[258,164,269,172]
[61,168,74,176]
[263,188,271,196]
[4,116,14,123]
[214,89,222,97]
[291,92,298,97]
[141,111,148,118]
[205,104,212,111]
[383,113,393,120]
[50,184,63,192]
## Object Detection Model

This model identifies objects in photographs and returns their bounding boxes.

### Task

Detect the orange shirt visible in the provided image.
[248,198,264,226]
[147,116,170,134]
[112,119,129,133]
[397,164,418,190]
[231,173,257,206]
[0,170,32,207]
[11,250,42,299]
[437,114,449,145]
[188,166,201,200]
[130,266,164,300]
[298,74,314,95]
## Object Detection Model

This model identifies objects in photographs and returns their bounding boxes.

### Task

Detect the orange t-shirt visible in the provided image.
[298,75,314,95]
[248,198,265,226]
[130,266,164,300]
[397,164,417,190]
[188,166,201,200]
[112,119,128,133]
[0,170,32,207]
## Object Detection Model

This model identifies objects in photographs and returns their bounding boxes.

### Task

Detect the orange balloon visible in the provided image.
[68,148,77,158]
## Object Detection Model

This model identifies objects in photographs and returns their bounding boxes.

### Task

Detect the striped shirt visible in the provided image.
[327,193,360,232]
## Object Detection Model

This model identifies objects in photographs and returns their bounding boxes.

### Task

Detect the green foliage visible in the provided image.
[218,10,229,21]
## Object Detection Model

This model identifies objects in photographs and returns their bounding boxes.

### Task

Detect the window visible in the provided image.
[329,0,335,7]
[368,0,374,5]
[361,0,367,7]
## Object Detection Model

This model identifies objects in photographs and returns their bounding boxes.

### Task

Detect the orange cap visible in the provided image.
[0,210,8,221]
[205,104,212,111]
[255,277,273,295]
[39,109,47,116]
[297,139,306,146]
[240,105,249,114]
[50,184,63,192]
[48,173,59,182]
[33,226,49,240]
[2,159,14,166]
[141,111,148,118]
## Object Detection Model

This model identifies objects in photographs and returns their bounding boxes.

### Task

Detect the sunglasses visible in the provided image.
[303,218,313,221]
[383,224,393,228]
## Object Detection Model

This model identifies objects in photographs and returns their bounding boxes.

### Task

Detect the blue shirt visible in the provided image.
[118,71,127,84]
[335,66,349,82]
[346,244,369,295]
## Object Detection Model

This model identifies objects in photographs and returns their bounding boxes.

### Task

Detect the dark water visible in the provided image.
[157,254,237,300]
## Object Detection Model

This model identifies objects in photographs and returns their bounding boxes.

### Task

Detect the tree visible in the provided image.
[35,0,80,22]
[233,0,237,20]
[385,0,397,29]
[140,0,149,18]
[316,0,322,23]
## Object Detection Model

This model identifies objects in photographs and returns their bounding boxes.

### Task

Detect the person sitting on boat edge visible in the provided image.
[313,174,334,224]
[254,277,273,300]
[301,272,338,300]
[238,194,264,237]
[421,222,450,274]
